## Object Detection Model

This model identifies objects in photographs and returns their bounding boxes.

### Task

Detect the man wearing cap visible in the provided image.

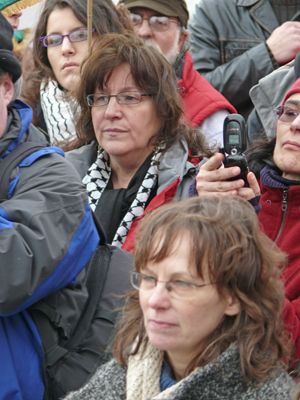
[119,0,236,148]
[0,13,100,399]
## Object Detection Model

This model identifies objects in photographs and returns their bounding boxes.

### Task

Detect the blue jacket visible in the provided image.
[0,101,99,399]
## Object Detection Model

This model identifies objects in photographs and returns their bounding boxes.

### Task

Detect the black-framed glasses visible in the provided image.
[40,27,92,48]
[86,92,152,107]
[275,105,300,124]
[130,271,216,300]
[129,13,180,32]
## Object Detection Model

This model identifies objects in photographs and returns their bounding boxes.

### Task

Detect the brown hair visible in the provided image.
[21,0,131,123]
[113,196,290,383]
[73,32,210,155]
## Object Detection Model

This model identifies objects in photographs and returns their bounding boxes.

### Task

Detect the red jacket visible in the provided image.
[177,52,236,127]
[259,177,300,362]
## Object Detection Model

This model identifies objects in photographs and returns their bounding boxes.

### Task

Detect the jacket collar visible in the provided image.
[237,0,278,33]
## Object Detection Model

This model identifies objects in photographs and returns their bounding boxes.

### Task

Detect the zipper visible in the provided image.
[274,188,288,243]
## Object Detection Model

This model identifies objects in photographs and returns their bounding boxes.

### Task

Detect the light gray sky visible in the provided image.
[19,0,198,29]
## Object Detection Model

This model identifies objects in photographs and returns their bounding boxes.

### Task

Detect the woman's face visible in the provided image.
[139,234,239,374]
[91,63,161,168]
[46,6,89,91]
[274,93,300,180]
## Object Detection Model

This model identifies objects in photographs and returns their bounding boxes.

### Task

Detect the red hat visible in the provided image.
[281,77,300,106]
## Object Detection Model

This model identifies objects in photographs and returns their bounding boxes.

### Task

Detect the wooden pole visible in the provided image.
[87,0,93,51]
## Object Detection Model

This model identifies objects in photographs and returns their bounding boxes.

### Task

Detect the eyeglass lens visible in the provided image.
[129,13,176,32]
[42,28,88,47]
[278,106,300,123]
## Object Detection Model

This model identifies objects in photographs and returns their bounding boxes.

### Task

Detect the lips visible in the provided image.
[283,140,300,149]
[62,62,79,70]
[148,319,177,329]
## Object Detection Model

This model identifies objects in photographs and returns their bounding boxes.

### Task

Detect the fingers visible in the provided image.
[196,153,245,195]
[201,153,224,171]
[247,171,260,196]
[237,172,261,200]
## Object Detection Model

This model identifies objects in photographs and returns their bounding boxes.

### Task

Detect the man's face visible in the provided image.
[5,12,22,30]
[0,73,14,137]
[129,7,187,64]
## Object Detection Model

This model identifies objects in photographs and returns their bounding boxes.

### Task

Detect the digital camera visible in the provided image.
[223,114,249,186]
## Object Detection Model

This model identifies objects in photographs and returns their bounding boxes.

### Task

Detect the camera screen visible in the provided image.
[229,134,240,145]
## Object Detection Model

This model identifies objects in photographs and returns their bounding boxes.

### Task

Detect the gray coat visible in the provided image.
[65,345,295,400]
[189,0,279,117]
[66,139,198,201]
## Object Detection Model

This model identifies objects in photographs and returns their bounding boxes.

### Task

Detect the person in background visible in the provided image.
[119,0,236,148]
[195,77,300,368]
[0,14,100,399]
[0,0,40,59]
[67,32,211,252]
[64,196,295,400]
[189,0,300,118]
[21,0,131,144]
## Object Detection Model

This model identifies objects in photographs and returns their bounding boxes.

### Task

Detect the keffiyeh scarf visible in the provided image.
[40,79,79,144]
[82,148,162,247]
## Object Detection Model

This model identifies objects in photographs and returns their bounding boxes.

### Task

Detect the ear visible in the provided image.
[224,294,240,317]
[0,73,15,106]
[178,29,188,51]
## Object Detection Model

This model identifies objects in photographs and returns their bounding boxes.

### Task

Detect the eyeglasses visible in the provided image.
[40,27,92,48]
[86,92,152,107]
[276,105,300,124]
[130,271,216,299]
[129,13,180,32]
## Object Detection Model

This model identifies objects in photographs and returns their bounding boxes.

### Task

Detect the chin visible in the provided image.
[59,75,80,93]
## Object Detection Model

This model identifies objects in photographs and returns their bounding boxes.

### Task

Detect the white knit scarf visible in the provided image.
[82,148,162,247]
[126,342,194,400]
[40,79,79,144]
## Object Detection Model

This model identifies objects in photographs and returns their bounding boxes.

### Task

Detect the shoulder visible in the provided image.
[244,369,295,399]
[64,359,126,400]
[66,142,98,179]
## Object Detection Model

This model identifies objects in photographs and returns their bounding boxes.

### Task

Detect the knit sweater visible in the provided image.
[64,344,295,400]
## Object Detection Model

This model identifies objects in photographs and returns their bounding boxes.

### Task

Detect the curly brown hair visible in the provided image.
[113,196,290,383]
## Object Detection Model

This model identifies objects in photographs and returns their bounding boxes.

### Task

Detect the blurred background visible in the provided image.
[19,0,198,29]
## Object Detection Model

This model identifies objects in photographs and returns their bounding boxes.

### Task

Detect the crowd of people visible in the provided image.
[1,0,300,399]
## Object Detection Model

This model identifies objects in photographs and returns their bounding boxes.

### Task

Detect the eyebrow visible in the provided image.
[100,86,140,93]
[285,99,300,107]
[142,266,197,279]
[46,26,85,35]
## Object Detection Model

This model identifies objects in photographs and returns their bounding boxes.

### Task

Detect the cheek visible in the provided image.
[77,43,89,63]
[139,291,148,315]
[91,109,103,131]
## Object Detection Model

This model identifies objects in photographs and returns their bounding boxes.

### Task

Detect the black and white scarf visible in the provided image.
[83,148,162,247]
[40,79,79,144]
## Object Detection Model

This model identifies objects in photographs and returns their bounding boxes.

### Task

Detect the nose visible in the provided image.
[103,97,122,120]
[136,19,153,38]
[147,283,171,309]
[290,113,300,132]
[61,35,75,55]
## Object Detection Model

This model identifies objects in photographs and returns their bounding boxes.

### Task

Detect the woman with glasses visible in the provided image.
[66,32,211,251]
[193,77,300,367]
[20,0,131,144]
[64,196,295,399]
